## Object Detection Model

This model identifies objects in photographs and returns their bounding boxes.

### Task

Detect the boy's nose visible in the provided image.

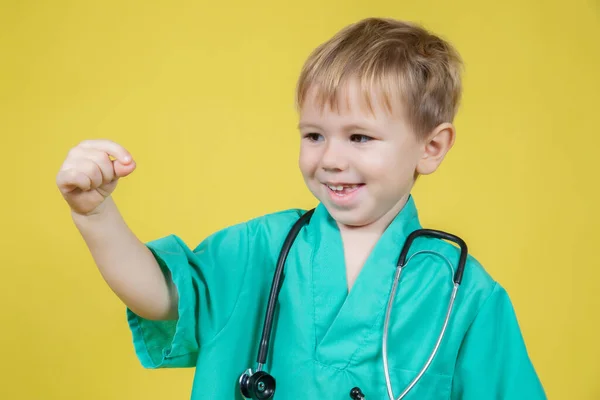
[320,142,349,171]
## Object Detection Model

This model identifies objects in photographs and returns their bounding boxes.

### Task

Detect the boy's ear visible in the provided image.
[416,122,456,175]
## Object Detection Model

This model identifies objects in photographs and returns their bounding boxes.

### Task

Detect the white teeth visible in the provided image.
[327,184,358,191]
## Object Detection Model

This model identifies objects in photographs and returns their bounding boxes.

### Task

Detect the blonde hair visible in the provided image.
[296,17,464,138]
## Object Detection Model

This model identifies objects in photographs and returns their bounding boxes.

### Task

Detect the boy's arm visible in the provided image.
[56,139,175,321]
[72,196,177,321]
[451,284,546,399]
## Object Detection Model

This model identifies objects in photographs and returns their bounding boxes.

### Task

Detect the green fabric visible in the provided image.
[126,196,546,399]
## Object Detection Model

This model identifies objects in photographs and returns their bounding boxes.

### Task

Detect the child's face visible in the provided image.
[298,82,425,229]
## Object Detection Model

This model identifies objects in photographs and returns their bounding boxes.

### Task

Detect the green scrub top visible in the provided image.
[126,196,546,399]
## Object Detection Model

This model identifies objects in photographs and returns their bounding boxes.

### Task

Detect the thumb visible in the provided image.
[113,159,136,178]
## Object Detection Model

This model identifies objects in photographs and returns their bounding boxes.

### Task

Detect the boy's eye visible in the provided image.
[304,133,323,142]
[350,134,373,143]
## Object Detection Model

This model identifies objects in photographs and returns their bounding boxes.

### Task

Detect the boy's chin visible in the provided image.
[324,205,372,228]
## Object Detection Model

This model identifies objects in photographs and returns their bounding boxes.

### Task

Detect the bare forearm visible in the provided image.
[72,197,178,320]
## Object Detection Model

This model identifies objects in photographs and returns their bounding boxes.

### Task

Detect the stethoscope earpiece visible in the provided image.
[239,369,276,400]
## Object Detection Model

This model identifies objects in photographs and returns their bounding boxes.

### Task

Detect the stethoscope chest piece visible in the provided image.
[350,386,366,399]
[239,368,276,400]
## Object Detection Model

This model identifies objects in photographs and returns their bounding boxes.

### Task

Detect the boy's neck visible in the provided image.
[337,195,410,292]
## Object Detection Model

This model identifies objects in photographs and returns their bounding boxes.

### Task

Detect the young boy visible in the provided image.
[56,18,546,399]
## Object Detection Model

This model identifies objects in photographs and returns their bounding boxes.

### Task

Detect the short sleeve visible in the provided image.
[126,222,251,369]
[451,284,546,399]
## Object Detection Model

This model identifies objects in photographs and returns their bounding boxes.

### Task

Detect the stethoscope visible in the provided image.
[238,208,468,400]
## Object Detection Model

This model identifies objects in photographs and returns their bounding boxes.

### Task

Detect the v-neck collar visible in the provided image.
[308,195,422,368]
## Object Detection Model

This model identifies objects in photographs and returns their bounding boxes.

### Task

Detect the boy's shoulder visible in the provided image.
[204,207,308,237]
[184,208,309,259]
[411,234,523,342]
[200,207,309,244]
[415,233,499,303]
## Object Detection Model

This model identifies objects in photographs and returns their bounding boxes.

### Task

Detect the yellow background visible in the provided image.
[1,0,598,398]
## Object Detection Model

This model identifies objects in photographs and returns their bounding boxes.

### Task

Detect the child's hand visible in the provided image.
[56,139,136,216]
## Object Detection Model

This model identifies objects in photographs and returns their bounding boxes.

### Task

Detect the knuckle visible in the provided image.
[86,162,101,176]
[56,168,78,186]
[70,170,84,185]
[76,161,95,178]
[66,147,79,159]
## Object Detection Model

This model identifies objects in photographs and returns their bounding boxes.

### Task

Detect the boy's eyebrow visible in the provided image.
[297,122,374,132]
[341,123,373,132]
[297,122,321,130]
